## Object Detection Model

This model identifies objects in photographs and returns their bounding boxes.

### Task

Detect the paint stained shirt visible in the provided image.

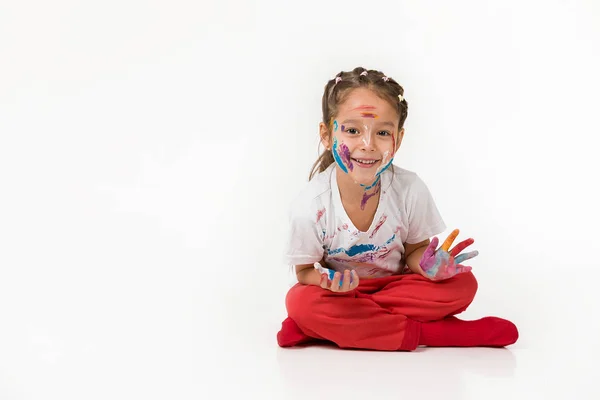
[285,163,446,279]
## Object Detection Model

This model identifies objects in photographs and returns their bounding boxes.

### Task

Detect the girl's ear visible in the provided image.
[395,128,405,152]
[319,122,331,150]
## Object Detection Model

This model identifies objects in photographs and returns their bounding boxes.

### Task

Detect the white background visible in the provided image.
[1,0,599,399]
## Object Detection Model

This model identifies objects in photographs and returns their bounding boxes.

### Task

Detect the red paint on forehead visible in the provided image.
[351,105,376,111]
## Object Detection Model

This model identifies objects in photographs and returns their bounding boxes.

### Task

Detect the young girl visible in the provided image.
[277,67,518,351]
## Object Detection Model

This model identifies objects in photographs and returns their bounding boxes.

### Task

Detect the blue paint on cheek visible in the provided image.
[375,158,394,177]
[332,137,349,174]
[333,120,338,132]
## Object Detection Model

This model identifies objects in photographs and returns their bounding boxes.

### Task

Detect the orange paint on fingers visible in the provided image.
[441,229,460,252]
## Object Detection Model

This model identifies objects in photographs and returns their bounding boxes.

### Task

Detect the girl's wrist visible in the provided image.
[297,266,322,286]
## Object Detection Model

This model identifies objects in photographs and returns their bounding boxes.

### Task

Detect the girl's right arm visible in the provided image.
[295,264,322,286]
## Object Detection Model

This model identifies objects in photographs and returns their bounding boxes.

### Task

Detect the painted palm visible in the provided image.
[419,229,479,281]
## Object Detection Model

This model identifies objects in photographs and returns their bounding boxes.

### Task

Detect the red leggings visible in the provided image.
[285,271,478,351]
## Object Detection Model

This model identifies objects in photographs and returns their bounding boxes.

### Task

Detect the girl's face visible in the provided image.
[322,88,404,187]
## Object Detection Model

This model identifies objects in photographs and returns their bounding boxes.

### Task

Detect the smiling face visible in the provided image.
[321,88,404,186]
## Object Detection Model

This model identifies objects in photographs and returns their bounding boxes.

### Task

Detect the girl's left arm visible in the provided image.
[403,239,430,275]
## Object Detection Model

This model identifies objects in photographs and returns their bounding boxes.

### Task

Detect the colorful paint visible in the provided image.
[332,137,353,173]
[333,120,338,132]
[361,175,380,191]
[328,233,395,263]
[360,112,378,119]
[314,262,353,287]
[375,150,390,176]
[369,215,387,238]
[337,223,349,232]
[374,154,394,177]
[360,179,381,210]
[340,142,353,171]
[419,230,479,281]
[316,208,325,223]
[373,130,399,177]
[351,105,376,111]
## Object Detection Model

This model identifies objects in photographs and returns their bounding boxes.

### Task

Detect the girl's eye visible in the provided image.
[345,128,359,135]
[378,131,391,136]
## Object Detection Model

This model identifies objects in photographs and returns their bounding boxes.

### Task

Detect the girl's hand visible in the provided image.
[419,229,479,281]
[320,270,359,292]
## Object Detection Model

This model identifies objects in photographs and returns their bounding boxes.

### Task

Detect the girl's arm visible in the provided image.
[404,239,430,275]
[295,263,323,286]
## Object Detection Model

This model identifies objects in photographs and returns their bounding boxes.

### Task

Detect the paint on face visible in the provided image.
[360,112,378,119]
[351,105,376,111]
[333,120,338,132]
[360,178,381,210]
[374,130,399,177]
[341,124,347,132]
[376,151,390,176]
[332,137,354,173]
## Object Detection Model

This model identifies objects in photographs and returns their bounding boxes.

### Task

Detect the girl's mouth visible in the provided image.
[351,158,380,168]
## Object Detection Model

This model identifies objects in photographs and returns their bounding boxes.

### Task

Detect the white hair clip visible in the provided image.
[335,77,342,84]
[360,71,368,76]
[382,76,389,82]
[398,94,404,102]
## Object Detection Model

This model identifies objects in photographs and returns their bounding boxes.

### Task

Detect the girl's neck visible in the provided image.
[335,167,381,208]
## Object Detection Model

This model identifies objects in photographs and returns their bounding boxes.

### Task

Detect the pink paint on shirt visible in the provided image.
[316,208,325,223]
[369,215,387,238]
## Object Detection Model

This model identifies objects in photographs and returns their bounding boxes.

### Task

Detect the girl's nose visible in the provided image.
[360,133,376,151]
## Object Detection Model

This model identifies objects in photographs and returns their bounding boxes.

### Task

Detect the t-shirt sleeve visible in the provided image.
[405,174,446,243]
[284,198,326,267]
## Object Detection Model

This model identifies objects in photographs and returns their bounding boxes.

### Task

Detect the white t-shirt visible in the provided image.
[284,163,446,279]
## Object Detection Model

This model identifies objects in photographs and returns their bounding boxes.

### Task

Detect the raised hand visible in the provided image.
[419,229,479,281]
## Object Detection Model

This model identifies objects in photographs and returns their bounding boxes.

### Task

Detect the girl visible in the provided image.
[277,67,518,351]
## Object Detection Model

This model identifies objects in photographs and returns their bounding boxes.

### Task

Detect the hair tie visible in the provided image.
[398,94,404,102]
[360,71,368,76]
[382,76,389,82]
[335,77,342,84]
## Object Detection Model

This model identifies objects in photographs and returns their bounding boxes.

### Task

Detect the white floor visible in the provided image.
[0,257,596,399]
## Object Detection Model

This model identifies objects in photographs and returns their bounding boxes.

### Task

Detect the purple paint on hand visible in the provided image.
[418,232,479,281]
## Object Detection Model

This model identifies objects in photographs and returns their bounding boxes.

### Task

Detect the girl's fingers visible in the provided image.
[341,270,351,292]
[350,270,359,289]
[455,264,473,275]
[450,238,474,257]
[454,250,479,264]
[441,229,459,252]
[319,273,329,289]
[422,237,439,260]
[330,272,342,292]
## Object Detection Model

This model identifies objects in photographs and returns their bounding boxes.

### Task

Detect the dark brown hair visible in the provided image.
[309,66,408,180]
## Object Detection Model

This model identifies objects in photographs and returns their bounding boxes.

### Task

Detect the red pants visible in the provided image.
[284,271,478,351]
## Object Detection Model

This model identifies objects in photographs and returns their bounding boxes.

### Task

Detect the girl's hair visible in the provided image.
[309,66,408,181]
